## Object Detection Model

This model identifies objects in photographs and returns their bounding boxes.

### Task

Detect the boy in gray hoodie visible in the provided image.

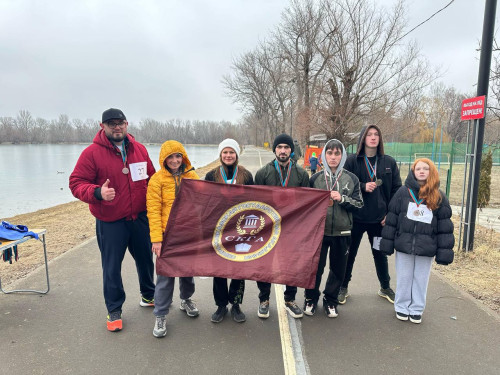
[304,139,363,318]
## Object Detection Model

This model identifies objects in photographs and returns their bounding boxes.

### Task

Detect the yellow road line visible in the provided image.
[275,284,296,375]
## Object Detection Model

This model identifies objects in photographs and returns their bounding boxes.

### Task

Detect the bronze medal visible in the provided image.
[328,199,334,206]
[375,179,383,186]
[122,167,129,174]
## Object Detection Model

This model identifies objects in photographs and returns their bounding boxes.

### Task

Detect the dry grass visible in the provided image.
[434,216,500,313]
[0,201,95,286]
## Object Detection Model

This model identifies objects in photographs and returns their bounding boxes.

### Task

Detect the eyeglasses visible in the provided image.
[106,120,127,129]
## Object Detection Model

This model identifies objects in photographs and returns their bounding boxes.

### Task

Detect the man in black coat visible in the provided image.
[340,125,402,304]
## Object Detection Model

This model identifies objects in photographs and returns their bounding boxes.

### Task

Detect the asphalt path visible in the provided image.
[0,146,499,375]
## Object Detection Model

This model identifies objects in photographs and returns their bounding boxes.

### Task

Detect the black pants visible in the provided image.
[96,212,155,313]
[257,282,297,303]
[305,235,349,306]
[213,277,245,306]
[342,221,390,289]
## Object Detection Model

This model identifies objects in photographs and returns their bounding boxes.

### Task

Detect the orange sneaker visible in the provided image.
[107,311,122,332]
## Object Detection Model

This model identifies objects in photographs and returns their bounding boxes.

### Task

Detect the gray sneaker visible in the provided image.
[180,299,200,317]
[338,287,349,305]
[378,288,395,304]
[258,300,270,319]
[284,301,303,318]
[153,316,167,338]
[231,304,246,323]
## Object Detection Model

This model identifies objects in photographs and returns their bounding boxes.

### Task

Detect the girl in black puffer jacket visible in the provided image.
[380,158,454,324]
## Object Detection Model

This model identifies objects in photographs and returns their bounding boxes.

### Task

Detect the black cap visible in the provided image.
[102,108,126,123]
[273,133,294,153]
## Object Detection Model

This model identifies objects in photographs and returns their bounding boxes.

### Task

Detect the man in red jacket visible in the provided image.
[69,108,156,332]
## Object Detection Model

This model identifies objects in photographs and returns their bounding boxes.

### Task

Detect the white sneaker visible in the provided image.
[324,304,338,318]
[153,316,167,338]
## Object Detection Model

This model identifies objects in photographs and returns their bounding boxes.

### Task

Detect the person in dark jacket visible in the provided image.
[380,158,455,324]
[340,125,401,305]
[205,138,254,324]
[309,152,319,174]
[304,139,363,318]
[255,133,309,319]
[69,108,156,332]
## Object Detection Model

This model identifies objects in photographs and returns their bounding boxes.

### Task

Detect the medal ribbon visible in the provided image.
[118,143,127,171]
[364,156,377,181]
[408,188,423,206]
[274,160,292,187]
[220,165,238,184]
[324,169,343,191]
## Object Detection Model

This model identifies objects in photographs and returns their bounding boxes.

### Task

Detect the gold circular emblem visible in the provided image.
[212,201,281,262]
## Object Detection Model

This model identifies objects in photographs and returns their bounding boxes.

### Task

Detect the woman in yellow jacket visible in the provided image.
[147,140,199,338]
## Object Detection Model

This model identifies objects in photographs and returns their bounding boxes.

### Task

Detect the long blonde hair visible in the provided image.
[411,158,442,210]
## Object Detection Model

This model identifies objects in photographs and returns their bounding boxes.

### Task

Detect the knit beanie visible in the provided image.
[218,138,240,158]
[273,133,294,153]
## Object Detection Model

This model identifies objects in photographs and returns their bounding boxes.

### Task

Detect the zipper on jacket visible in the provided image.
[411,222,417,254]
[331,206,335,235]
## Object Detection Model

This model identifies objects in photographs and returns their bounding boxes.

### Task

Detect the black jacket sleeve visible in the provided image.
[390,158,402,200]
[380,187,404,255]
[244,170,254,185]
[204,170,216,182]
[434,193,455,265]
[339,172,363,212]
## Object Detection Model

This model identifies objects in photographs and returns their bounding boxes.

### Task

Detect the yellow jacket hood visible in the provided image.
[159,140,194,174]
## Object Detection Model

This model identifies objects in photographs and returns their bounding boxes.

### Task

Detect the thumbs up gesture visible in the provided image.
[101,179,115,201]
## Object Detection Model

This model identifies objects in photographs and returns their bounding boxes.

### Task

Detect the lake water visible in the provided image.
[0,143,219,218]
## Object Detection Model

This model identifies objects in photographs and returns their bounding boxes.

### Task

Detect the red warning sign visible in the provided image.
[461,96,486,121]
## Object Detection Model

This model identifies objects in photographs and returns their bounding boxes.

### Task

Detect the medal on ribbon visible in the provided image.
[364,155,377,182]
[324,169,343,206]
[274,160,292,187]
[119,143,129,174]
[220,165,238,184]
[408,188,423,207]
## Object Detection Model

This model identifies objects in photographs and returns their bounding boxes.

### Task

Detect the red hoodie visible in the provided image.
[69,130,156,222]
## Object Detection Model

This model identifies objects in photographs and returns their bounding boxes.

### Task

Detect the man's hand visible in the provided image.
[381,216,386,227]
[330,191,342,202]
[152,242,162,257]
[101,179,115,201]
[365,182,377,193]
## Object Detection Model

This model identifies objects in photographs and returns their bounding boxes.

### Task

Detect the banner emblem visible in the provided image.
[212,201,281,262]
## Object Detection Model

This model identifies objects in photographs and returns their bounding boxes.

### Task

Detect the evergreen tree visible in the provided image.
[478,149,493,208]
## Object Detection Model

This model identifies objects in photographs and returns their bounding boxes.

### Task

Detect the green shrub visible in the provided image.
[478,149,493,208]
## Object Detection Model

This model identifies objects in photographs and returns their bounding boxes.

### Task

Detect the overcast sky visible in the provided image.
[0,0,491,124]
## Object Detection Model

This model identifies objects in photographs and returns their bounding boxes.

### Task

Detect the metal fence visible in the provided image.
[345,142,499,198]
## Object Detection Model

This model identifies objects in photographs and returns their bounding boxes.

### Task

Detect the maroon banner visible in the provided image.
[156,179,330,289]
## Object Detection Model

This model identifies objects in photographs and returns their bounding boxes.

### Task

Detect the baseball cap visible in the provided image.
[102,108,126,123]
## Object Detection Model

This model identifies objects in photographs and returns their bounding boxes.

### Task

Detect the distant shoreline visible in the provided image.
[0,142,219,146]
[4,156,220,220]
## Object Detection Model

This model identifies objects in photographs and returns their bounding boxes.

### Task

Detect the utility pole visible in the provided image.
[463,0,497,250]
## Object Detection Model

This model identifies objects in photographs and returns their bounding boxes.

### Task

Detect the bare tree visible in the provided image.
[223,0,437,145]
[16,110,35,142]
[317,0,437,143]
